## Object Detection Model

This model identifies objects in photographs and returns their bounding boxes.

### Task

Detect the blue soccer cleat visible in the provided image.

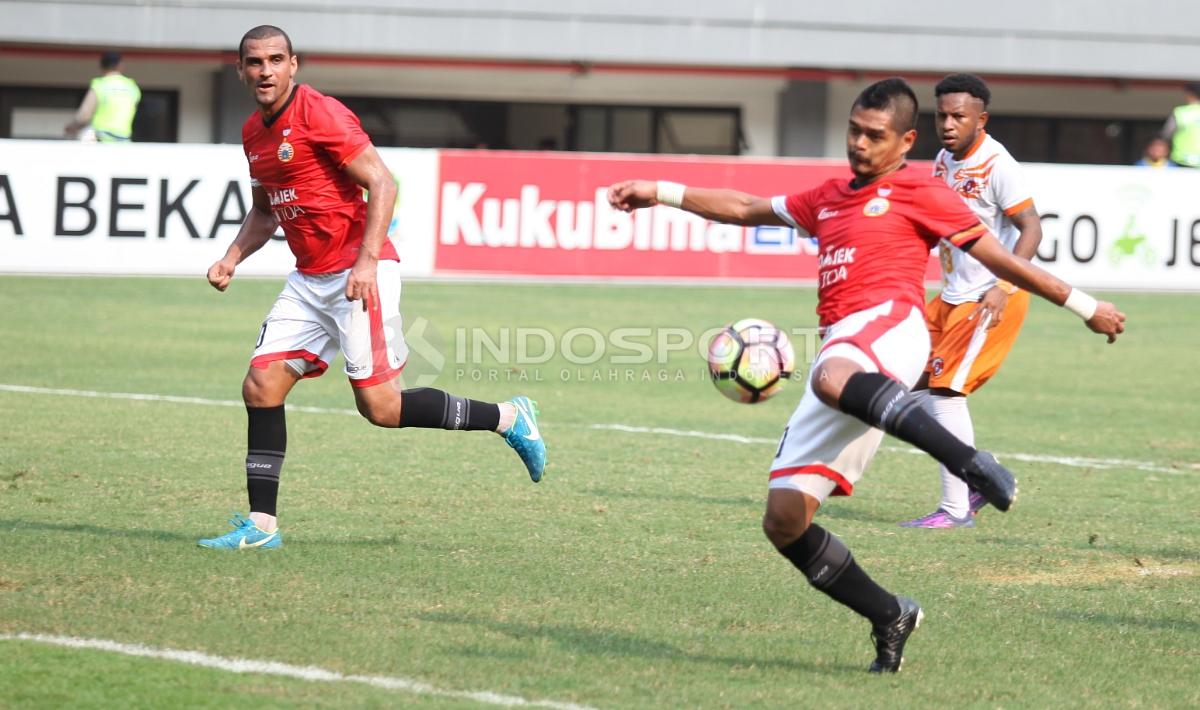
[197,513,282,550]
[504,396,546,483]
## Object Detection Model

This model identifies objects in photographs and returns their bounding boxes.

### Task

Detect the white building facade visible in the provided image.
[0,1,1195,161]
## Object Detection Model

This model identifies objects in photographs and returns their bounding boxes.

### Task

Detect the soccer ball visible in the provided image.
[706,318,796,403]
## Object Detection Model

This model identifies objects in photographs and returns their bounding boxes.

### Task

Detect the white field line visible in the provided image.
[1,383,1187,475]
[588,424,1187,476]
[0,383,358,416]
[1,633,596,710]
[591,423,778,446]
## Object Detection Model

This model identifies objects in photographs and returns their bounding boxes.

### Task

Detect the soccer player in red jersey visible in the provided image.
[199,26,546,551]
[607,78,1124,672]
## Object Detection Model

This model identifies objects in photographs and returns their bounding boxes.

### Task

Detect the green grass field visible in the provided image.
[1,275,1197,709]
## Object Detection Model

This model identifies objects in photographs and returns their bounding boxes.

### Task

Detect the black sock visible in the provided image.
[397,387,501,431]
[838,371,975,475]
[778,524,901,626]
[246,405,286,517]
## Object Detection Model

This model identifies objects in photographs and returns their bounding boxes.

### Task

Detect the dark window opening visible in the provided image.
[0,85,178,142]
[336,95,742,155]
[914,112,1165,165]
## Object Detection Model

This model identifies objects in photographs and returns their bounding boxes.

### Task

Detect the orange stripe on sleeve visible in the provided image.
[946,223,988,247]
[1003,198,1034,216]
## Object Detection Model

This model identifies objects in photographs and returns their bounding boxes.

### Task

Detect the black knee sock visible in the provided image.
[838,372,975,475]
[778,524,900,626]
[397,387,500,431]
[246,405,286,517]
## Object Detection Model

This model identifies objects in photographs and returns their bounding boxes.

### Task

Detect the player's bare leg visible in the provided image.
[813,357,1017,511]
[198,360,298,550]
[763,487,921,672]
[353,380,545,482]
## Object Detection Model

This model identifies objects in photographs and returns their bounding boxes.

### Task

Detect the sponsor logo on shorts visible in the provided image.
[931,357,945,376]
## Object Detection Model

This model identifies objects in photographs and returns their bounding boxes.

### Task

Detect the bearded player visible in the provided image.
[199,26,545,550]
[607,78,1124,672]
[900,73,1044,528]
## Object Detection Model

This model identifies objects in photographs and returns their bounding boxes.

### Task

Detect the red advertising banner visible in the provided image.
[435,150,940,281]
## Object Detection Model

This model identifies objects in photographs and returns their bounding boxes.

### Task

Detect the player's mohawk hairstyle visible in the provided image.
[239,25,294,59]
[853,77,919,133]
[935,73,992,109]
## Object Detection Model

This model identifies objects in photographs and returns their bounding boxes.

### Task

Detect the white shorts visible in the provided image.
[768,300,929,502]
[250,260,408,388]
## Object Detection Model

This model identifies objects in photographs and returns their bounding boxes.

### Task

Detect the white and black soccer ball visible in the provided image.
[706,318,796,403]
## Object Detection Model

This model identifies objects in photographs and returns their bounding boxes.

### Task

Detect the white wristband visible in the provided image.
[656,181,686,209]
[1063,288,1098,321]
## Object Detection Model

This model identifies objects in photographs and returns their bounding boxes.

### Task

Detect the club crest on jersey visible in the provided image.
[277,141,295,163]
[863,197,890,217]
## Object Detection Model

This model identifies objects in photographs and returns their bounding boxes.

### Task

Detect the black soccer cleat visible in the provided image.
[868,596,924,673]
[955,450,1017,512]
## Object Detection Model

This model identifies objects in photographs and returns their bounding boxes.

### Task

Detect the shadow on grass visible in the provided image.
[817,504,899,526]
[1074,540,1199,563]
[413,610,857,675]
[973,535,1200,563]
[0,519,196,543]
[0,518,405,548]
[581,490,916,529]
[585,487,760,509]
[1050,610,1200,633]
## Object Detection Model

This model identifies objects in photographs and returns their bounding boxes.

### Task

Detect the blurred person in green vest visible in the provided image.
[64,50,141,142]
[1161,81,1200,167]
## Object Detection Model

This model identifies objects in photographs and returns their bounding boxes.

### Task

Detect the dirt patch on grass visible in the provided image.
[975,561,1197,586]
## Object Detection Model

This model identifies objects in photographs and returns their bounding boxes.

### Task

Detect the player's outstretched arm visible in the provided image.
[206,186,278,292]
[968,232,1126,343]
[607,179,787,227]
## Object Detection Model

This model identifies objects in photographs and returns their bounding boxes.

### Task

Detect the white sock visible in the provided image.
[928,394,974,518]
[496,402,517,435]
[249,512,277,532]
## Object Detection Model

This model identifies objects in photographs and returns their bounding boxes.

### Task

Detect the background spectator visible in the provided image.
[64,50,141,142]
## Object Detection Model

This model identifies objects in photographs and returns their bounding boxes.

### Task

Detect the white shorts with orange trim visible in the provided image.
[250,260,408,388]
[768,300,929,503]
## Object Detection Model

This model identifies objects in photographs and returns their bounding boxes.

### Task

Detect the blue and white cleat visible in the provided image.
[504,396,546,483]
[198,513,281,550]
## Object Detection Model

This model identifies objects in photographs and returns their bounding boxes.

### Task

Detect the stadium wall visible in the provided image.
[5,1,1200,81]
[1,139,1198,291]
[0,49,1183,159]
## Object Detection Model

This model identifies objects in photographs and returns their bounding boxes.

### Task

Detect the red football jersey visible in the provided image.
[773,166,986,327]
[242,84,398,274]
